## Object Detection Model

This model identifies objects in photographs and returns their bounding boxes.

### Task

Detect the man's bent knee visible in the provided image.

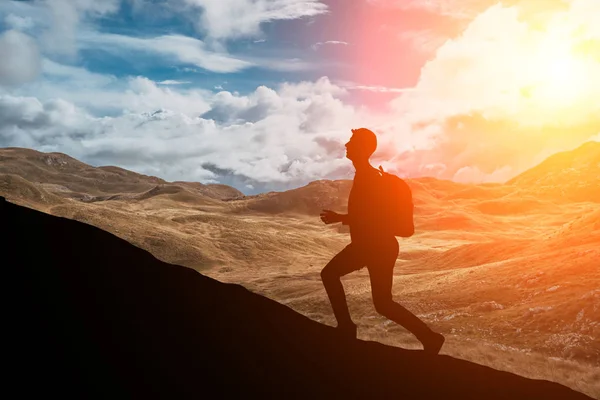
[320,267,335,282]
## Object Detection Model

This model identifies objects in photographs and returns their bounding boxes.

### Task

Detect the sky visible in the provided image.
[0,0,599,194]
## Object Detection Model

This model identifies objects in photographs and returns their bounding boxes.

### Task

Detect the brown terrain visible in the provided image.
[1,143,599,398]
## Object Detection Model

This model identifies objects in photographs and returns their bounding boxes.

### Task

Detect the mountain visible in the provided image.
[507,141,600,202]
[1,144,597,268]
[5,143,599,219]
[237,179,353,215]
[2,196,592,399]
[0,147,244,204]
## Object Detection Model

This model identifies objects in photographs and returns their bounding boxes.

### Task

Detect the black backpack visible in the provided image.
[377,166,415,238]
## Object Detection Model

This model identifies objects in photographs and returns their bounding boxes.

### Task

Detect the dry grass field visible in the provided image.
[1,143,599,398]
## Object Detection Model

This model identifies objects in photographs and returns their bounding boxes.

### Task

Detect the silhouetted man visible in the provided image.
[320,128,445,354]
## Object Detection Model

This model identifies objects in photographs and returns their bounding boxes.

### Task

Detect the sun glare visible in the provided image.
[547,58,577,85]
[537,55,586,103]
[527,35,589,108]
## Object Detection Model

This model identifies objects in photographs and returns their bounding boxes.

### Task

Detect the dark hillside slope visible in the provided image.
[1,197,592,399]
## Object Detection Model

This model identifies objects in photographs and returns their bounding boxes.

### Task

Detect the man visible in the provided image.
[319,128,445,355]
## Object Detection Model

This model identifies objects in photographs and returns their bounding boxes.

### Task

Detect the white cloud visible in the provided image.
[40,0,121,56]
[0,77,372,191]
[366,0,484,19]
[0,30,41,87]
[392,1,600,127]
[336,81,415,93]
[80,32,252,73]
[380,0,600,183]
[123,77,212,115]
[183,0,328,40]
[80,31,320,75]
[590,133,600,142]
[5,13,34,30]
[41,59,116,87]
[0,1,46,25]
[392,5,533,123]
[311,40,349,50]
[1,0,326,80]
[246,56,318,72]
[0,95,92,149]
[15,69,212,117]
[279,76,348,99]
[157,80,192,85]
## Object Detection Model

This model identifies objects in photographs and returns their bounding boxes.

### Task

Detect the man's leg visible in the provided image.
[367,239,445,354]
[321,243,365,336]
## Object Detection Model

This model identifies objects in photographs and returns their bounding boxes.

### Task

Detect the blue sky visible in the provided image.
[0,0,438,104]
[1,0,599,194]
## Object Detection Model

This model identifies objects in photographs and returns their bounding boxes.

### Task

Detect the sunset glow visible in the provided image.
[530,38,589,108]
[1,2,599,398]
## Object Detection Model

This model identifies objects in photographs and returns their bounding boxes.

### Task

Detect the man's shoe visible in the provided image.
[423,332,445,355]
[337,323,357,340]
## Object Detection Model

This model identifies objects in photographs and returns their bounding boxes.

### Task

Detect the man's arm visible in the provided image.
[340,213,350,225]
[320,210,350,225]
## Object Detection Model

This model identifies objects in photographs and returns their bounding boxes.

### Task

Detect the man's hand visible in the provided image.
[320,209,343,224]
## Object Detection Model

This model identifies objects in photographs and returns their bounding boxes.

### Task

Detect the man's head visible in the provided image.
[345,128,377,161]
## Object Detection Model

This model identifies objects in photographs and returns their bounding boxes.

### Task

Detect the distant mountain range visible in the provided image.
[1,141,598,271]
[0,147,243,205]
[1,140,598,214]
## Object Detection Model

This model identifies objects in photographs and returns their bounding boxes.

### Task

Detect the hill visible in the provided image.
[1,196,592,399]
[507,141,600,202]
[0,147,243,203]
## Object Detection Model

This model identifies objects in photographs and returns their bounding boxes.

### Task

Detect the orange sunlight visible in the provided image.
[531,39,588,107]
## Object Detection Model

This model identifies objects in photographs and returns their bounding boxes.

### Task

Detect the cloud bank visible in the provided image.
[0,77,368,193]
[1,0,599,193]
[0,30,41,86]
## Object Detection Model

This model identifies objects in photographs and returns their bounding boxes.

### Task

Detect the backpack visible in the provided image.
[377,166,415,238]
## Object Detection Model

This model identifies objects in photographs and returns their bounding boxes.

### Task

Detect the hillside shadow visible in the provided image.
[1,196,592,399]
